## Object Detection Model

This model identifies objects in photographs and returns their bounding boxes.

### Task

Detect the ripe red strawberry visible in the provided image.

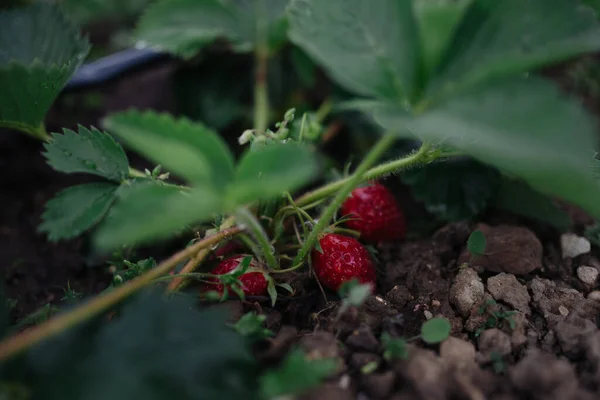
[311,233,376,292]
[340,182,406,243]
[205,255,268,296]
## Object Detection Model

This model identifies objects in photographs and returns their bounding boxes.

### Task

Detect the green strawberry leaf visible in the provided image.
[0,3,90,138]
[228,142,318,205]
[103,110,235,190]
[3,290,258,399]
[491,177,572,231]
[39,182,119,242]
[287,0,419,102]
[60,0,153,26]
[402,158,500,221]
[353,76,600,221]
[43,126,130,182]
[412,0,473,81]
[94,181,223,250]
[259,348,337,399]
[135,0,289,59]
[427,0,600,99]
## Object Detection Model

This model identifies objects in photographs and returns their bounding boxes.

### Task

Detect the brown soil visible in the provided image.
[3,50,600,399]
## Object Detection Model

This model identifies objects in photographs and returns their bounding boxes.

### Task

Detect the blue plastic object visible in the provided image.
[64,47,168,91]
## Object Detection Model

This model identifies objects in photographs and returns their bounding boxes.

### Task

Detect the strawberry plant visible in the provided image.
[2,0,600,398]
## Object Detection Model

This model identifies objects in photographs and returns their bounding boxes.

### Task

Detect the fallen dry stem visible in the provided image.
[0,227,243,362]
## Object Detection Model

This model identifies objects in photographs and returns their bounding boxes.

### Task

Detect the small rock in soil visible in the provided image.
[588,290,600,302]
[577,265,599,286]
[459,224,543,275]
[449,267,485,317]
[346,325,380,353]
[561,233,591,259]
[510,349,580,400]
[439,336,476,370]
[395,347,448,400]
[385,285,412,309]
[361,370,396,400]
[477,328,512,360]
[487,273,532,315]
[432,221,471,260]
[554,315,598,358]
[350,352,382,370]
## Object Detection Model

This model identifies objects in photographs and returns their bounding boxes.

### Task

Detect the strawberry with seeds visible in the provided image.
[340,182,406,243]
[204,255,268,296]
[311,233,376,292]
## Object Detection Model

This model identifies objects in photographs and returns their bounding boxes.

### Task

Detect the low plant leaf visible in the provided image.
[402,158,500,221]
[427,0,600,99]
[359,77,600,220]
[420,317,451,344]
[229,142,318,205]
[94,181,223,250]
[39,182,119,242]
[259,348,337,399]
[135,0,288,58]
[103,110,235,190]
[0,3,89,136]
[467,230,486,256]
[287,0,419,102]
[43,126,129,182]
[5,290,259,399]
[491,177,572,231]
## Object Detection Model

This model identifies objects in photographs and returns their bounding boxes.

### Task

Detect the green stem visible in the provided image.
[294,142,433,208]
[253,0,269,132]
[128,167,147,178]
[0,227,243,361]
[292,135,397,267]
[235,207,278,270]
[315,97,333,123]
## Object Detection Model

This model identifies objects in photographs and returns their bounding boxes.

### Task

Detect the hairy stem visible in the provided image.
[294,142,433,208]
[166,248,211,292]
[253,0,269,132]
[0,227,243,361]
[235,207,278,270]
[292,135,397,267]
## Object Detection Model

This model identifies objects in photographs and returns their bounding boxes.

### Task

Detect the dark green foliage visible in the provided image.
[1,290,259,400]
[402,158,500,221]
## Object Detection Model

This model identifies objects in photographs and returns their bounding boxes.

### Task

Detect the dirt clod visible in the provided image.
[530,277,599,327]
[449,267,485,317]
[554,315,598,358]
[396,347,448,400]
[361,370,396,399]
[350,352,381,370]
[478,328,512,360]
[510,350,580,400]
[439,336,476,370]
[300,331,346,373]
[487,273,531,316]
[346,325,380,353]
[459,224,542,275]
[385,285,412,309]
